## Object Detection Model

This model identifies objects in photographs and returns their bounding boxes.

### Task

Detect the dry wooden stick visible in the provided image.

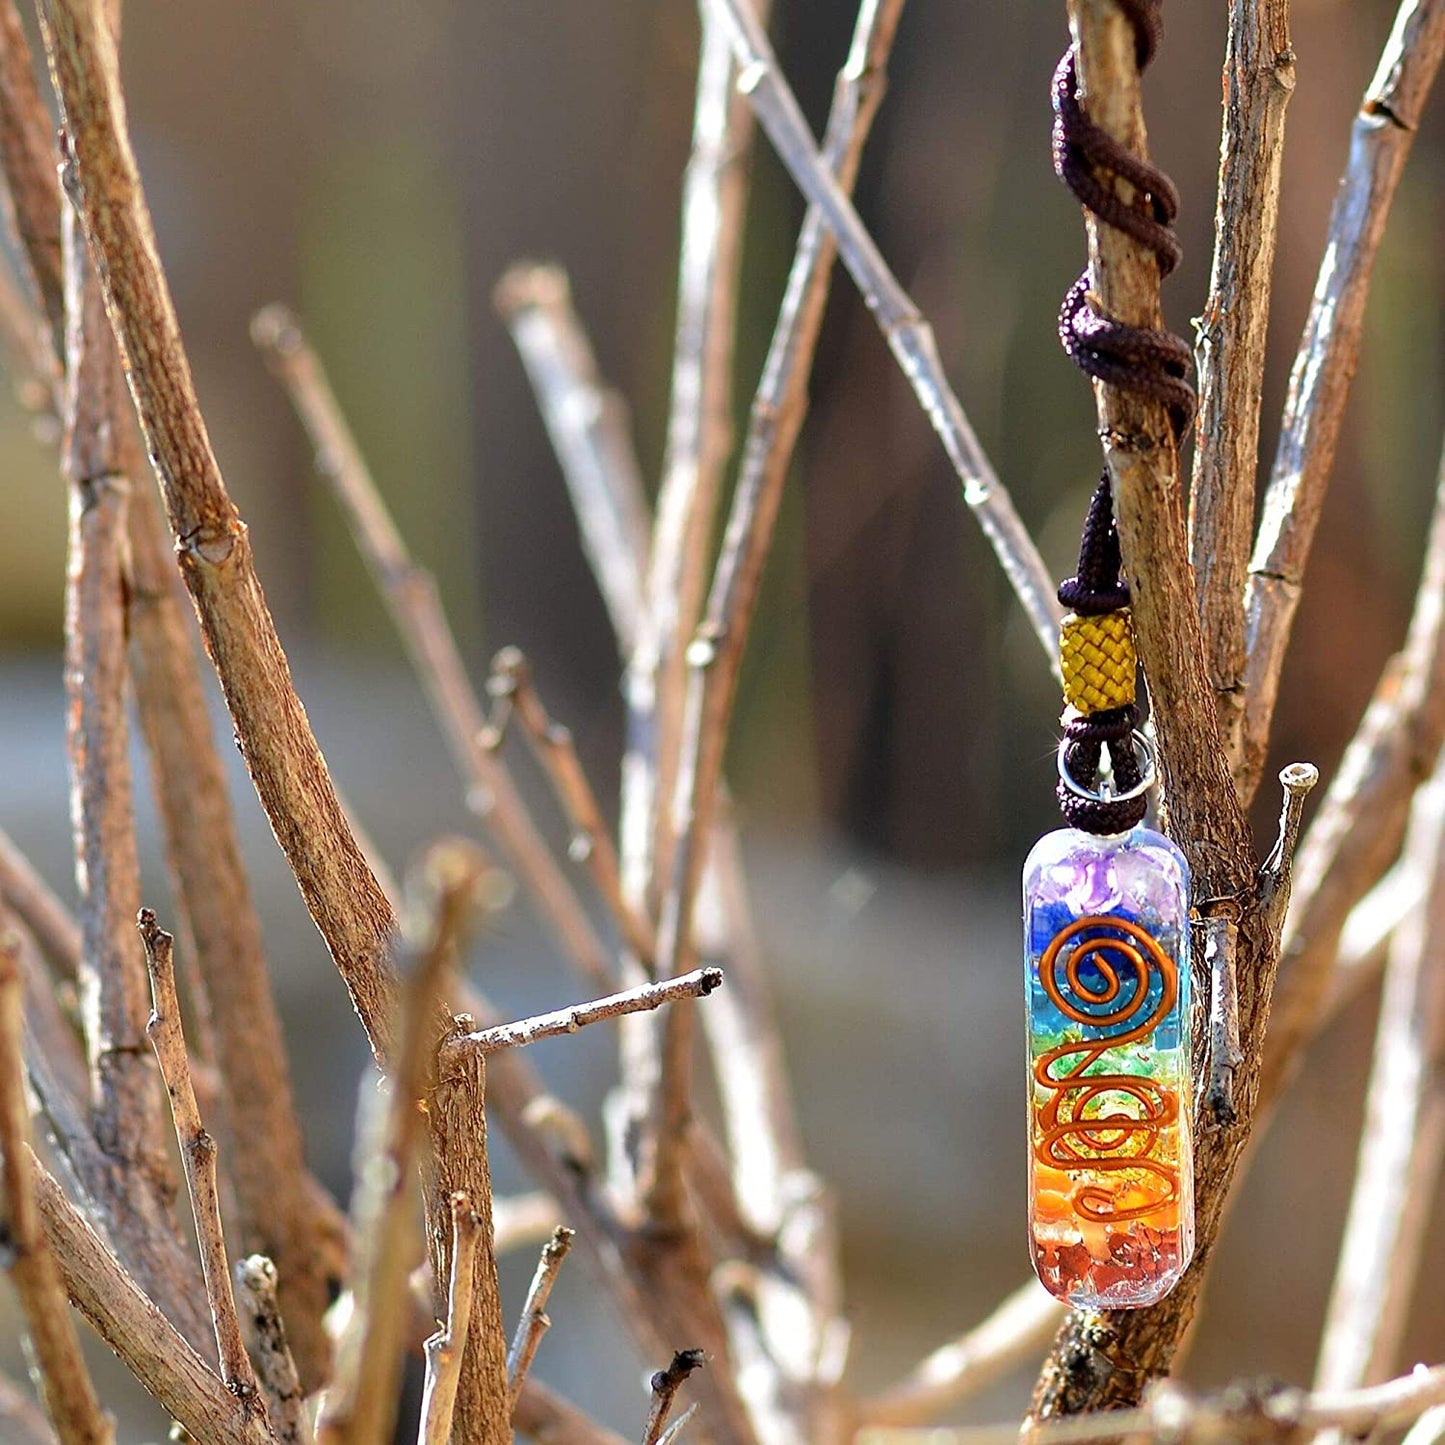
[484,647,654,967]
[513,1379,634,1445]
[0,934,113,1445]
[1312,765,1445,1395]
[507,1226,575,1403]
[139,911,262,1411]
[0,827,81,982]
[1241,0,1445,798]
[32,1155,278,1445]
[493,264,651,651]
[319,860,480,1445]
[1189,0,1294,770]
[235,1256,314,1445]
[250,303,613,993]
[859,1281,1065,1427]
[1261,433,1445,1111]
[461,970,722,1056]
[644,1352,707,1445]
[418,1193,483,1445]
[37,0,400,1057]
[697,0,1061,667]
[868,1366,1445,1445]
[11,907,86,1106]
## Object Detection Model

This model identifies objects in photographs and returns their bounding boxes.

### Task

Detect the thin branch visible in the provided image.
[484,647,654,967]
[1241,0,1445,798]
[1189,0,1294,769]
[138,911,261,1410]
[0,827,81,982]
[1201,914,1243,1126]
[32,1154,277,1445]
[319,856,480,1445]
[1258,761,1320,938]
[0,934,113,1445]
[513,1379,633,1445]
[507,1226,575,1402]
[866,1365,1445,1445]
[493,265,650,650]
[697,0,1062,667]
[1313,762,1445,1393]
[418,1194,482,1445]
[1261,432,1445,1111]
[643,1351,707,1445]
[234,1256,314,1445]
[858,1281,1064,1427]
[459,968,723,1055]
[37,0,400,1057]
[251,302,613,992]
[657,1406,700,1445]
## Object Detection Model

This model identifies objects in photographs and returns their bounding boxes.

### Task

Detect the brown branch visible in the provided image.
[507,1226,575,1402]
[493,265,650,650]
[1188,0,1293,769]
[0,934,113,1445]
[459,969,723,1055]
[320,853,487,1445]
[1313,765,1445,1393]
[419,1193,483,1445]
[11,906,87,1107]
[859,1281,1065,1427]
[1260,434,1445,1112]
[250,303,613,993]
[37,0,400,1058]
[0,827,81,982]
[0,0,63,354]
[643,1352,707,1445]
[234,1256,314,1445]
[32,1155,277,1445]
[869,1366,1445,1445]
[1241,0,1445,797]
[484,647,654,967]
[138,911,262,1411]
[514,1380,633,1445]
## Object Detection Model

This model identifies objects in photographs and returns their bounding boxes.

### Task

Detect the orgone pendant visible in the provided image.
[1023,822,1193,1308]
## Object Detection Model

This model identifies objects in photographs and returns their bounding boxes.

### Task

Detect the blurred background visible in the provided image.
[1,0,1442,1436]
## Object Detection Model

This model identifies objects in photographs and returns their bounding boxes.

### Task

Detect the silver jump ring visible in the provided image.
[1056,728,1156,805]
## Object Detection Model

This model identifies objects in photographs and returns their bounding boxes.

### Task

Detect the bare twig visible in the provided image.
[0,827,81,982]
[513,1379,633,1445]
[858,1281,1064,1427]
[0,935,113,1445]
[234,1256,314,1445]
[1241,0,1445,797]
[507,1226,575,1402]
[657,1406,700,1445]
[1261,435,1445,1111]
[1258,761,1320,938]
[139,911,261,1410]
[32,1155,277,1445]
[697,0,1061,667]
[485,647,654,966]
[644,1351,707,1445]
[320,855,483,1445]
[251,303,613,993]
[37,0,400,1056]
[1202,914,1243,1126]
[1313,764,1445,1394]
[493,266,650,649]
[866,1366,1445,1445]
[457,968,723,1055]
[1189,0,1294,768]
[419,1194,483,1445]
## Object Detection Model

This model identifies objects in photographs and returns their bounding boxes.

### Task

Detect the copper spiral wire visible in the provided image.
[1033,916,1180,1224]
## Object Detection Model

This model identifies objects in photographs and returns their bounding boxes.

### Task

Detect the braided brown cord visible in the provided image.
[1050,0,1195,834]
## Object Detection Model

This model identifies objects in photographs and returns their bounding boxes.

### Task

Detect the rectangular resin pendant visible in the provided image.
[1022,825,1194,1308]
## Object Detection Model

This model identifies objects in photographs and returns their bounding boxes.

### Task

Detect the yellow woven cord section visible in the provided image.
[1061,610,1136,713]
